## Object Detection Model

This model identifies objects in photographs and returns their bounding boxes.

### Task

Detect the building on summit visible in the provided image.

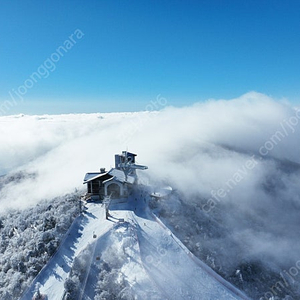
[83,151,148,201]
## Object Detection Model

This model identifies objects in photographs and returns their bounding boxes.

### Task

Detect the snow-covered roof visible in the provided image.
[83,168,135,185]
[83,173,100,182]
[83,172,111,183]
[108,168,135,184]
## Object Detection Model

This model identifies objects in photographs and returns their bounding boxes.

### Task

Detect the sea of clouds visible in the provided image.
[1,91,300,275]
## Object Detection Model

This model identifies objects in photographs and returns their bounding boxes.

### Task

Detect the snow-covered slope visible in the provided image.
[21,189,249,300]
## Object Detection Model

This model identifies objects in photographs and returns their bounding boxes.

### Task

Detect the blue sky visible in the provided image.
[0,0,300,114]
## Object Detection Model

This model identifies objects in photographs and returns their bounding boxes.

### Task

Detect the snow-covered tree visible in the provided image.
[0,172,81,299]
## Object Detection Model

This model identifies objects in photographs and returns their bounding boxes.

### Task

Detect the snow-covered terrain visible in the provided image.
[21,189,249,300]
[1,92,300,299]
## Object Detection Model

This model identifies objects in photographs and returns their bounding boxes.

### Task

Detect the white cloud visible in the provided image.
[1,92,299,205]
[1,92,300,268]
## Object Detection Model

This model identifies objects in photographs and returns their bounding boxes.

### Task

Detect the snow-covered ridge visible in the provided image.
[21,189,249,300]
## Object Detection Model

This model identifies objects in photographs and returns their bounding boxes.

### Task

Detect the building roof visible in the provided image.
[108,168,135,184]
[83,172,101,182]
[83,168,135,184]
[83,172,111,184]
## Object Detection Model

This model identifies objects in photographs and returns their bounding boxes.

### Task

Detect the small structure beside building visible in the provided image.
[83,151,148,201]
[150,186,173,200]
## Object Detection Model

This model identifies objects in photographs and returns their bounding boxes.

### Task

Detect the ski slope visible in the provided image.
[21,190,250,300]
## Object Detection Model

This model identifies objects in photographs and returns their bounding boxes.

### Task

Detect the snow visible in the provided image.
[150,186,173,199]
[21,204,113,299]
[108,168,135,184]
[83,172,105,183]
[21,189,249,300]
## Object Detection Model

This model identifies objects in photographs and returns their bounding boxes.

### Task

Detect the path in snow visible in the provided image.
[21,191,250,300]
[21,204,114,300]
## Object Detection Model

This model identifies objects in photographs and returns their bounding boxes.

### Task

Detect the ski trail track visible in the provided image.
[129,205,250,300]
[21,204,114,300]
[21,192,251,300]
